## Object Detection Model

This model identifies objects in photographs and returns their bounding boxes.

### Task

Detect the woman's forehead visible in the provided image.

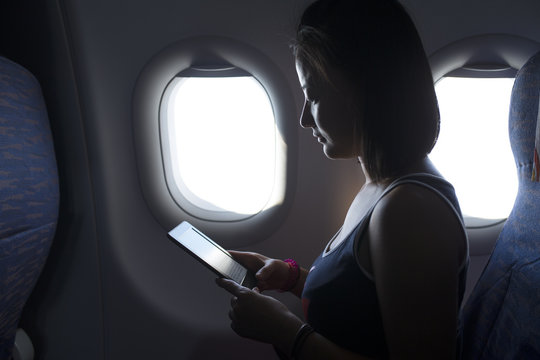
[296,57,357,95]
[295,59,318,89]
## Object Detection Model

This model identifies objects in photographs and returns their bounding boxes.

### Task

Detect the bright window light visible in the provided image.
[430,77,518,220]
[162,75,278,217]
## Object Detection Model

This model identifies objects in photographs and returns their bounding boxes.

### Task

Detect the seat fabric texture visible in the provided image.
[0,56,59,360]
[462,50,540,359]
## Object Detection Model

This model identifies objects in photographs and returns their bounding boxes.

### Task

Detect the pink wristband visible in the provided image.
[280,258,300,292]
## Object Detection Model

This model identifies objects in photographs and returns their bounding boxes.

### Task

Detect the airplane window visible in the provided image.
[160,70,280,220]
[430,76,518,224]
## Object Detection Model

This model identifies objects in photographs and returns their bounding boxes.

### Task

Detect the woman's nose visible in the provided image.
[299,100,315,128]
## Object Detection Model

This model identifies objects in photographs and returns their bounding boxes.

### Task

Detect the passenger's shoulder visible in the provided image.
[377,182,452,219]
[369,182,464,246]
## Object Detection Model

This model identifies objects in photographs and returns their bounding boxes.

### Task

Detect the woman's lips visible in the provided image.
[313,132,326,143]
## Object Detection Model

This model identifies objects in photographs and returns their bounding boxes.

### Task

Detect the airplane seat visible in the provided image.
[462,50,540,359]
[0,56,59,360]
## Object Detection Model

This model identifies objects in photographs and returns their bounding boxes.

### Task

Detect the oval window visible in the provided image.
[160,68,280,220]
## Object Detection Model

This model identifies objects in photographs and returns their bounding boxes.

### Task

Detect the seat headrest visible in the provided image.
[534,97,540,182]
[509,50,540,182]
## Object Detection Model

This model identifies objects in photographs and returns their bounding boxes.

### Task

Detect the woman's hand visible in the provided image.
[216,278,369,360]
[228,251,291,292]
[216,278,303,351]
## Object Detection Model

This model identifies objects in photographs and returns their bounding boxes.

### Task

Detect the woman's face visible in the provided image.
[295,59,361,160]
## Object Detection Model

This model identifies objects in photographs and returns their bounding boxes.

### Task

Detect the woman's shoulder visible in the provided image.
[368,181,466,262]
[379,171,462,221]
[374,181,462,231]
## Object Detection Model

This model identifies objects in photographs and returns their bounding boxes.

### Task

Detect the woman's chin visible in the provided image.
[323,147,346,160]
[322,144,358,160]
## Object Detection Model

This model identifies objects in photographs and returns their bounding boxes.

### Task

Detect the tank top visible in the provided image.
[301,173,469,359]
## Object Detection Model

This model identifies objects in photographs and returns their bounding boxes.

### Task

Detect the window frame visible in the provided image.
[133,36,298,247]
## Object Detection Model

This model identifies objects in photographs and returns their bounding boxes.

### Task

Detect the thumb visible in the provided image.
[215,277,244,295]
[256,265,272,280]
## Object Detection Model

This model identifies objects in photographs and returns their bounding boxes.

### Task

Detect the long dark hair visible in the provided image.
[292,0,439,182]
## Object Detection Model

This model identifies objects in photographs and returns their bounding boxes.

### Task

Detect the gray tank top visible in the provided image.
[302,173,469,359]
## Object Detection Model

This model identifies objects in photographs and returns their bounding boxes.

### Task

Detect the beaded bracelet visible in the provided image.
[280,258,300,292]
[291,323,315,359]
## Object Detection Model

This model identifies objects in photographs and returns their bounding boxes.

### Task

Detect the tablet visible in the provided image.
[168,221,257,288]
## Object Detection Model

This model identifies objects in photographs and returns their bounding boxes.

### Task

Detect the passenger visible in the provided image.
[216,0,468,359]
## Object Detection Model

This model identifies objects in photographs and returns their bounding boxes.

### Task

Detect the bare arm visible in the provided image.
[368,184,465,359]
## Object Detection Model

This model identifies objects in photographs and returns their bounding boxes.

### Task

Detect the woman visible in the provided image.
[216,0,468,359]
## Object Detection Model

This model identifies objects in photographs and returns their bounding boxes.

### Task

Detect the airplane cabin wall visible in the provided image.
[2,0,361,358]
[1,0,540,359]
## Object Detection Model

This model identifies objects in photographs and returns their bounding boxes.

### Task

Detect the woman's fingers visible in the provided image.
[256,263,273,280]
[256,259,290,290]
[218,254,293,292]
[217,276,302,345]
[216,278,245,295]
[228,251,266,271]
[225,252,290,291]
[229,308,237,321]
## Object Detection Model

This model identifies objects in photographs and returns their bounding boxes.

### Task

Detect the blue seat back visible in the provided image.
[462,51,540,359]
[0,56,59,359]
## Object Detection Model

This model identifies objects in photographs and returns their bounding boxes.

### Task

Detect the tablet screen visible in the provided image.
[169,223,247,284]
